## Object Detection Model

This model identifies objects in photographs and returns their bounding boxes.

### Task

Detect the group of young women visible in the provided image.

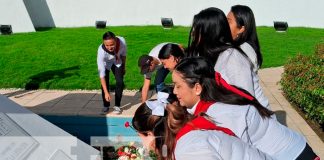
[131,5,319,160]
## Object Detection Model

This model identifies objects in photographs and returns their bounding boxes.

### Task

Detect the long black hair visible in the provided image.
[158,43,184,61]
[230,5,263,67]
[187,7,236,64]
[174,57,273,118]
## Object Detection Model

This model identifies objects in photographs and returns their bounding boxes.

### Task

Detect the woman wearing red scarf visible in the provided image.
[131,89,272,160]
[172,57,318,160]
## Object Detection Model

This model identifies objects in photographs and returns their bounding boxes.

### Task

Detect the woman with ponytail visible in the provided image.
[132,89,272,160]
[172,56,318,160]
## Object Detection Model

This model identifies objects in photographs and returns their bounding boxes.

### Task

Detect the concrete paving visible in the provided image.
[0,66,323,158]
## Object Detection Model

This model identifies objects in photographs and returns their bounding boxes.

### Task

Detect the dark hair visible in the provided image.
[132,87,183,160]
[231,5,263,67]
[174,57,273,118]
[132,102,192,160]
[187,7,236,64]
[102,31,116,40]
[158,43,184,62]
[132,103,168,159]
[165,104,192,159]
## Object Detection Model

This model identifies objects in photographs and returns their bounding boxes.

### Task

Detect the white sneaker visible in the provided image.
[112,106,121,114]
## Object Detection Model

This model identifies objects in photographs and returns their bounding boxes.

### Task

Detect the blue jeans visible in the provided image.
[154,67,169,92]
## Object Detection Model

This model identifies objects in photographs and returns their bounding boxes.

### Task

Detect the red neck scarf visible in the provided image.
[215,72,254,101]
[115,38,120,63]
[175,116,235,142]
[173,101,235,159]
[193,100,215,116]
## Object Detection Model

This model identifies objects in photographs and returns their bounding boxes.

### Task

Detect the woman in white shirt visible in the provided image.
[227,5,262,72]
[138,43,184,103]
[172,56,318,160]
[131,91,272,160]
[227,5,272,111]
[97,31,126,114]
[187,7,270,110]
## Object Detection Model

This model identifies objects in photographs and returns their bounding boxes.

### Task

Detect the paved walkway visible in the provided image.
[0,66,323,158]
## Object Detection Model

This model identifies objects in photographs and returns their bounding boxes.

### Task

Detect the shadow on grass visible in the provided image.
[25,66,80,90]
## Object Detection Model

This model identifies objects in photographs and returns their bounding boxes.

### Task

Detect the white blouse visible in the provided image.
[175,130,273,160]
[188,101,306,160]
[240,42,259,73]
[214,48,270,109]
[97,36,127,78]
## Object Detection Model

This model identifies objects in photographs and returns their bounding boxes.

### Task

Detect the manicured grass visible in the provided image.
[258,27,324,68]
[0,26,323,90]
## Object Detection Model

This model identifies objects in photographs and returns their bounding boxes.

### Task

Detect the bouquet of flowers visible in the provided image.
[116,142,144,160]
[119,122,158,160]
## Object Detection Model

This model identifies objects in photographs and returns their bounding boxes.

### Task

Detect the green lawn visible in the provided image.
[0,26,323,90]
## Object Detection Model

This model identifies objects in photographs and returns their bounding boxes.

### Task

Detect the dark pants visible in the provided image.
[296,143,319,160]
[154,67,170,92]
[101,65,124,108]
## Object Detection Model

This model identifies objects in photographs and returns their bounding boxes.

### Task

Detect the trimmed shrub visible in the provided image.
[280,43,324,128]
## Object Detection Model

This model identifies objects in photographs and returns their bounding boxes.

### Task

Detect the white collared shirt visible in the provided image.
[97,36,126,78]
[189,100,306,160]
[240,42,259,73]
[175,130,273,160]
[214,48,270,109]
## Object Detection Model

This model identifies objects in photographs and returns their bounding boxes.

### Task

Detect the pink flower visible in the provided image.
[125,121,130,128]
[117,150,124,156]
[124,121,136,131]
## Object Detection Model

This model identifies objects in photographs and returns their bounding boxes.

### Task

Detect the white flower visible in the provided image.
[129,141,135,146]
[137,147,144,156]
[118,155,129,160]
[124,146,129,153]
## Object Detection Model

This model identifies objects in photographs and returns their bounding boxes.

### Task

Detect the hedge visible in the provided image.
[280,43,324,128]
